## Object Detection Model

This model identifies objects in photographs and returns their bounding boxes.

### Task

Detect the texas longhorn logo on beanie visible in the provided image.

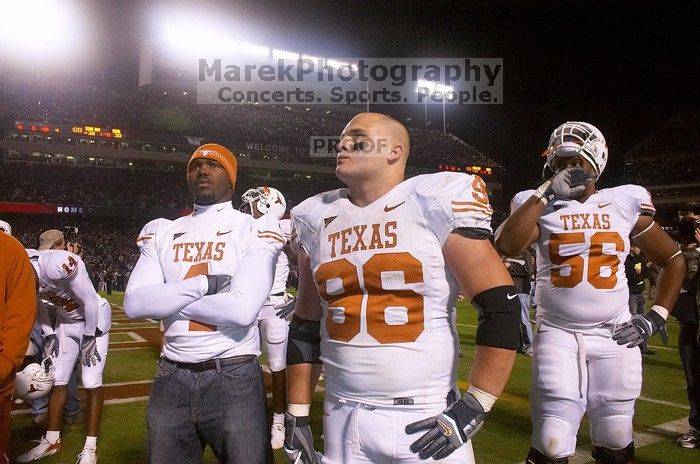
[187,143,238,188]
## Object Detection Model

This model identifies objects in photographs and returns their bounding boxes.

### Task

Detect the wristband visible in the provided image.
[288,403,311,417]
[467,385,497,412]
[650,304,669,321]
[534,179,554,205]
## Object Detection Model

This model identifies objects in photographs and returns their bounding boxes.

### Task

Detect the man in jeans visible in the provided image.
[124,144,285,464]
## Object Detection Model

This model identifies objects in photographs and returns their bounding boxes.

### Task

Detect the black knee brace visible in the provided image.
[526,447,570,464]
[591,442,634,464]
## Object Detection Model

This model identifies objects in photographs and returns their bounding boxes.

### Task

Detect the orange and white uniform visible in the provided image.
[291,172,493,463]
[510,184,655,458]
[258,219,292,372]
[29,249,111,387]
[511,184,656,331]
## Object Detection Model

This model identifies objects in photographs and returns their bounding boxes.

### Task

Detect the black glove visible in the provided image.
[284,412,321,464]
[275,296,297,320]
[405,392,487,460]
[612,310,666,348]
[205,274,232,295]
[540,167,594,203]
[80,334,101,367]
[43,334,59,358]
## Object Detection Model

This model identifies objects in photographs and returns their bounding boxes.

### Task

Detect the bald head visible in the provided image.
[336,112,412,202]
[346,112,410,160]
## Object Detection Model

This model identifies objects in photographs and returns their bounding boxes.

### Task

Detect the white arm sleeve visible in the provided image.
[179,248,278,327]
[124,249,209,320]
[36,300,54,336]
[67,269,101,336]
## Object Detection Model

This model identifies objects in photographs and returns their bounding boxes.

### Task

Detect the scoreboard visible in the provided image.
[13,121,124,139]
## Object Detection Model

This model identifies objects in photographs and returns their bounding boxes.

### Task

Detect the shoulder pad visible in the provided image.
[42,250,83,281]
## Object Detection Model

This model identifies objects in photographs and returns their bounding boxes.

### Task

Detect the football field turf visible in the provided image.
[9,292,695,463]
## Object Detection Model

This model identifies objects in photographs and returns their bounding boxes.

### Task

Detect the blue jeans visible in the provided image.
[146,357,272,464]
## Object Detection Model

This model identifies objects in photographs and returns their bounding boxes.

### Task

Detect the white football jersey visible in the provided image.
[511,184,655,331]
[28,249,111,334]
[270,219,291,296]
[133,203,263,362]
[292,172,493,408]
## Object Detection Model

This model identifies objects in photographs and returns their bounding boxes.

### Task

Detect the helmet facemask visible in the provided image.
[545,121,608,180]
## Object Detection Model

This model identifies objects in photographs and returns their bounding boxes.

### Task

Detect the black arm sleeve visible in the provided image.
[287,315,322,365]
[471,285,521,350]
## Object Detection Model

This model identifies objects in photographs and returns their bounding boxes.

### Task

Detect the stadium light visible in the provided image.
[326,59,351,69]
[241,42,270,57]
[301,54,322,63]
[0,0,83,76]
[272,49,300,60]
[415,81,454,133]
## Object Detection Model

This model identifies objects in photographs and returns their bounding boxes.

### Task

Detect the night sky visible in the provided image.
[95,0,699,194]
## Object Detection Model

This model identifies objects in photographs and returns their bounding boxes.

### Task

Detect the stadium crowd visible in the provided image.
[623,113,700,185]
[0,159,341,210]
[0,79,493,168]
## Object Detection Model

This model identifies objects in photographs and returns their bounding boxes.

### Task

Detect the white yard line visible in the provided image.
[109,346,158,352]
[638,396,690,410]
[12,396,150,416]
[110,303,157,323]
[111,324,159,331]
[109,331,147,344]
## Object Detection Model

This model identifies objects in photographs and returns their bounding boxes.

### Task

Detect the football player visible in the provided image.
[17,231,112,464]
[240,186,293,450]
[284,113,521,463]
[22,230,83,427]
[124,144,285,464]
[494,121,686,464]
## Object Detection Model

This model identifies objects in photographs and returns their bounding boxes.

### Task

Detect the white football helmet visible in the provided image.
[545,121,608,178]
[15,358,54,401]
[240,187,287,219]
[0,220,11,236]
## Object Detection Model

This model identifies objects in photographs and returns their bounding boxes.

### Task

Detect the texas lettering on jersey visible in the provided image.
[327,221,397,258]
[172,241,226,262]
